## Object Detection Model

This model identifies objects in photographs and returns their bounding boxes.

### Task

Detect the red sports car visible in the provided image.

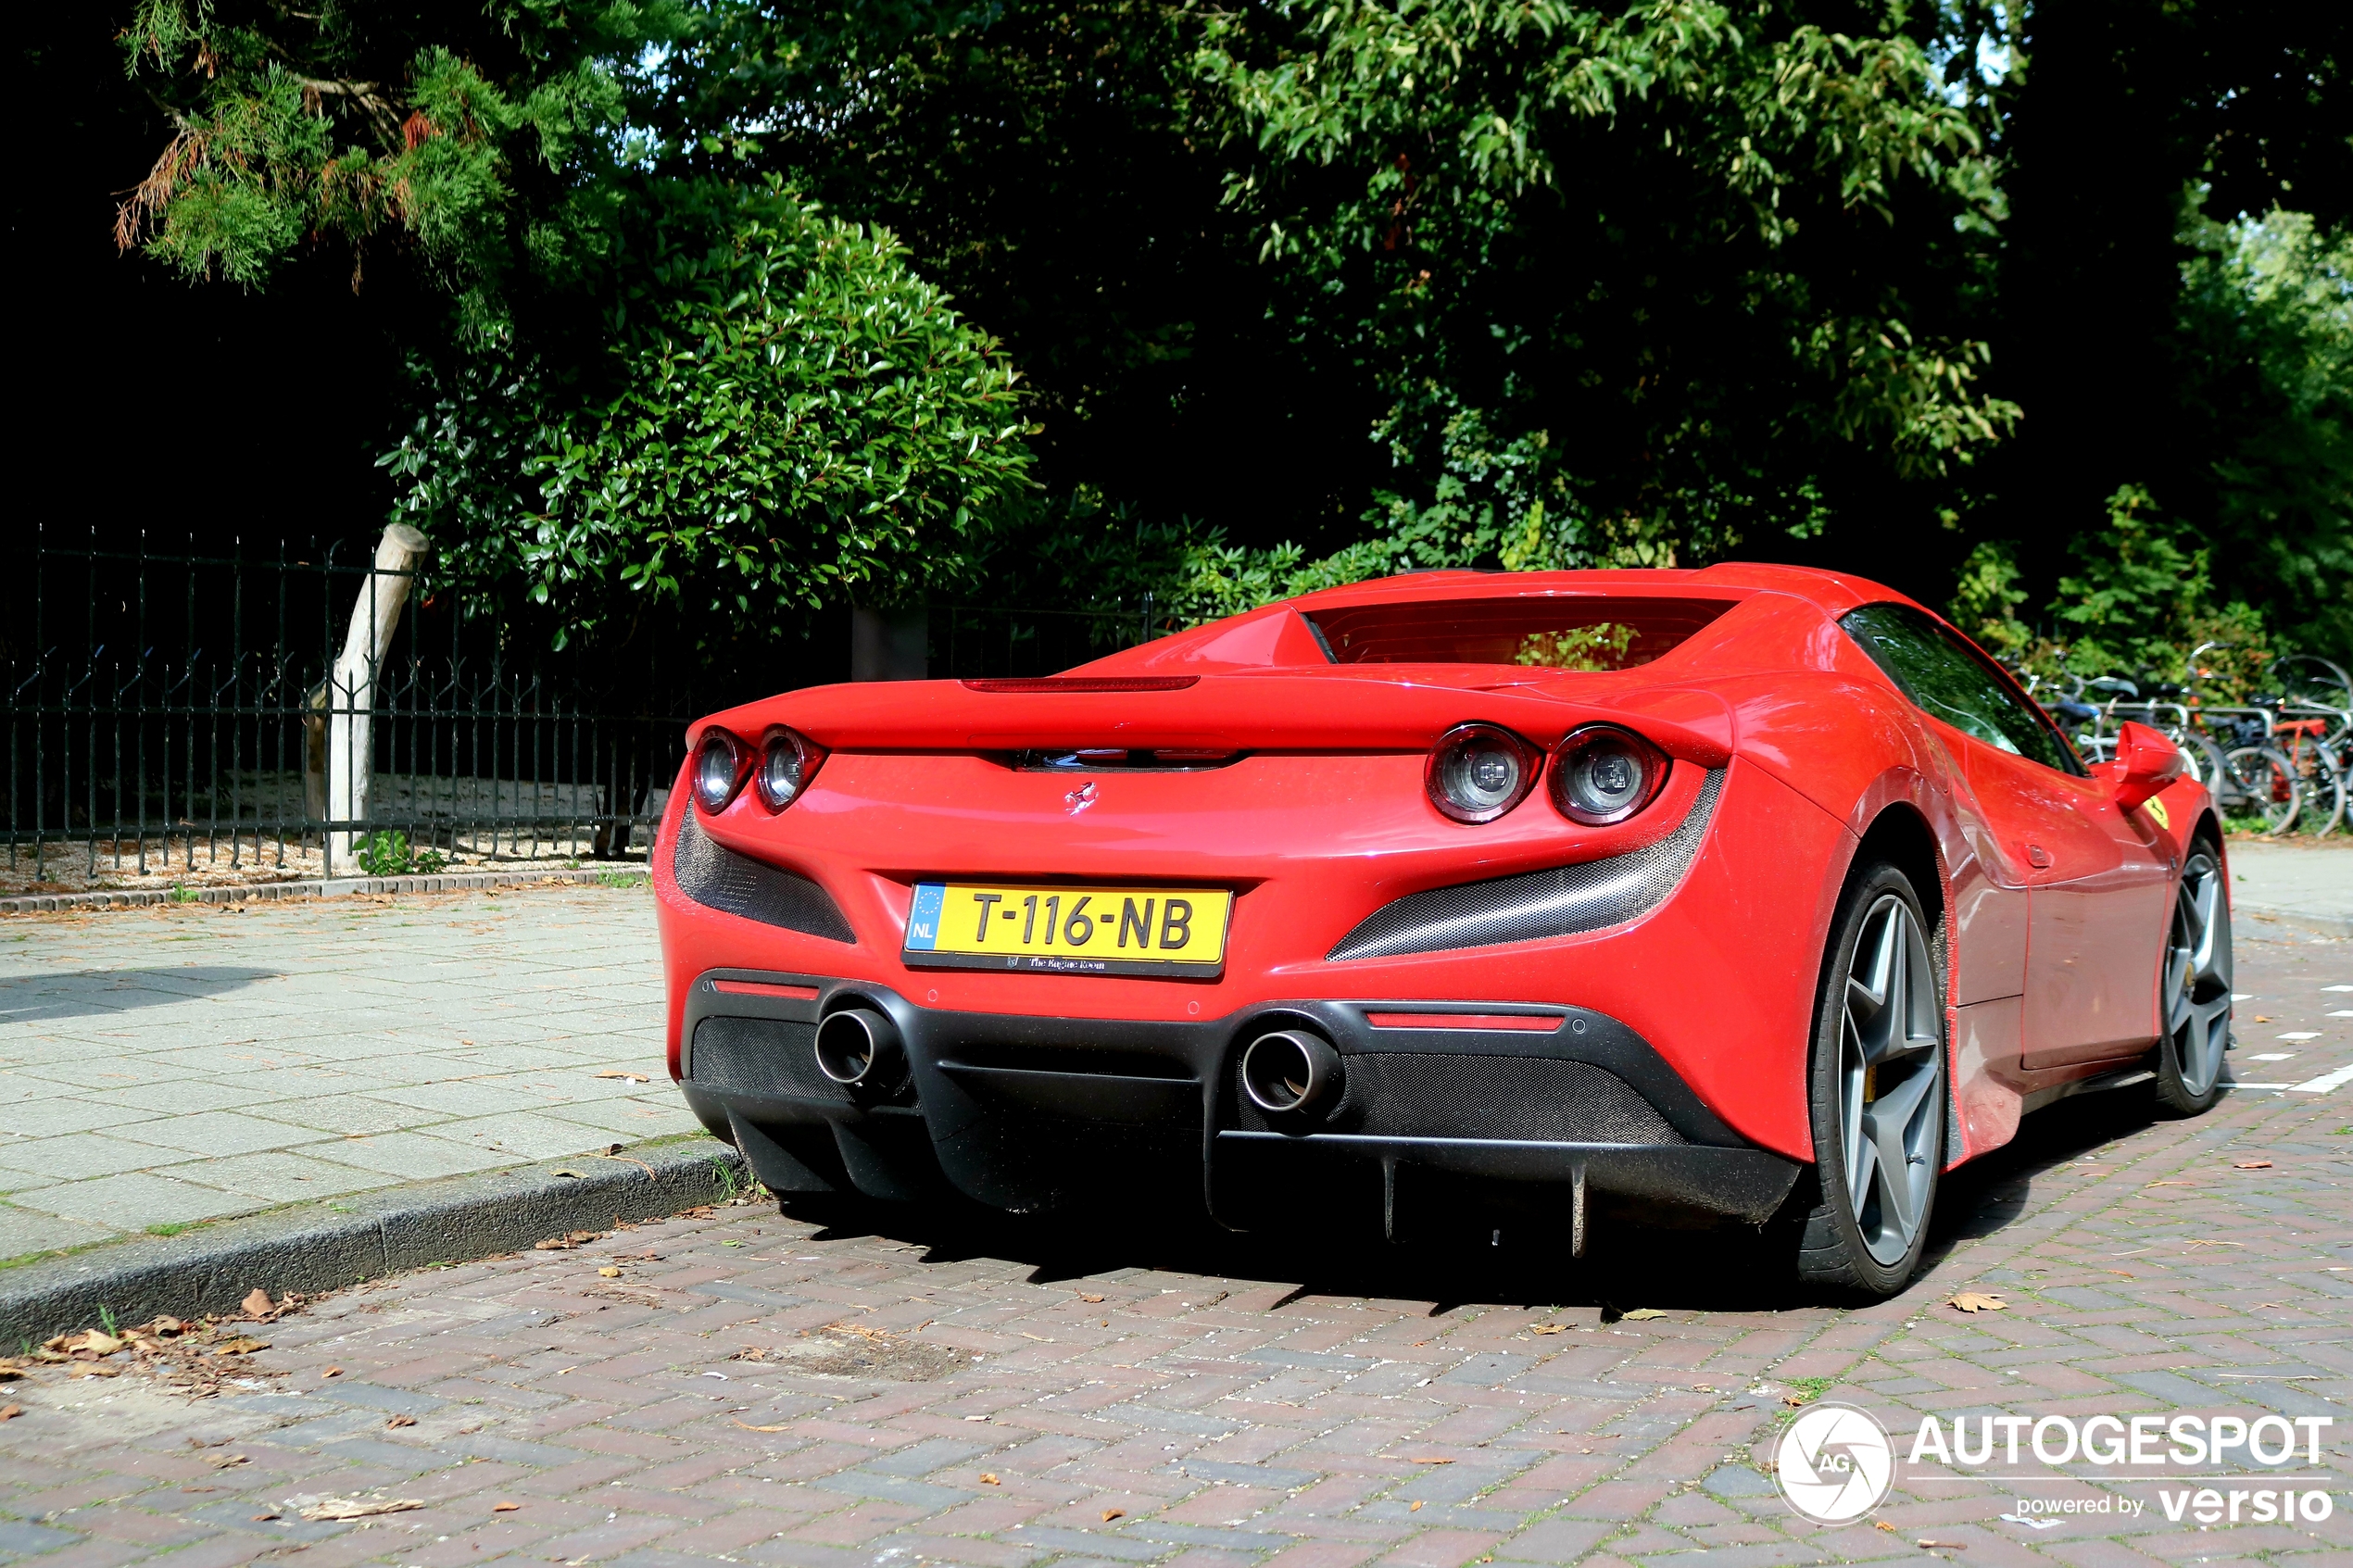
[655,565,2230,1296]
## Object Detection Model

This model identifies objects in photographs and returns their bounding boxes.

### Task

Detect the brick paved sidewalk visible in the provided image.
[0,884,694,1261]
[0,930,2346,1566]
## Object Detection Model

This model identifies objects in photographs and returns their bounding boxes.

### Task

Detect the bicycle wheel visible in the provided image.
[2222,746,2302,834]
[2309,747,2347,837]
[2276,656,2353,741]
[2180,732,2232,792]
[2276,728,2347,838]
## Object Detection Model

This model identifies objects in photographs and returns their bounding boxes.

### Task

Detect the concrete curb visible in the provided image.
[2235,904,2353,940]
[0,865,648,916]
[0,1138,748,1346]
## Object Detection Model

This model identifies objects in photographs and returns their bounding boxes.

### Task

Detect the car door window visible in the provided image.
[1839,605,2082,774]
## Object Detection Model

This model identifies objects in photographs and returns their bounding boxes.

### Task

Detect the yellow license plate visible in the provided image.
[903,884,1232,977]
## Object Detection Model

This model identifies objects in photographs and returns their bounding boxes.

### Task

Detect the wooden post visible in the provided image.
[325,524,430,875]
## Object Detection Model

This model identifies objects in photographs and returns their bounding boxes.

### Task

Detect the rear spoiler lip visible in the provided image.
[691,675,1736,770]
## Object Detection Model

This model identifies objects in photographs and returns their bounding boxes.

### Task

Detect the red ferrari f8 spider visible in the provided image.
[656,565,2229,1295]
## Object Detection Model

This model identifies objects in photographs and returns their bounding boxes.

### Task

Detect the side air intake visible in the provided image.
[671,809,855,942]
[1327,768,1725,960]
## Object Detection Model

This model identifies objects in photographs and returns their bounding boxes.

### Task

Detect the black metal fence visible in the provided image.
[2,534,1148,889]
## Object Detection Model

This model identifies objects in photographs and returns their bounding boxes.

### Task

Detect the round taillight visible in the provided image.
[692,730,747,816]
[1426,723,1541,824]
[756,728,826,811]
[1550,725,1669,824]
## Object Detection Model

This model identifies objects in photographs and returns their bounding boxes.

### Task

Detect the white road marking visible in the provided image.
[2279,1032,2323,1040]
[2250,1052,2299,1060]
[2289,1063,2353,1095]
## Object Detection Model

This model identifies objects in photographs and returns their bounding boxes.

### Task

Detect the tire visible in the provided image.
[1794,860,1948,1297]
[2152,844,2232,1116]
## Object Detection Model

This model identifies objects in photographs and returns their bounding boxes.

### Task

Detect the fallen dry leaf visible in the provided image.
[2145,1181,2193,1187]
[2183,1238,2245,1249]
[733,1420,792,1433]
[2257,1302,2289,1310]
[206,1453,249,1469]
[386,1414,417,1429]
[552,1169,589,1179]
[535,1232,601,1250]
[1875,1521,1899,1534]
[1079,1294,1105,1304]
[0,1405,19,1422]
[1619,1308,1666,1321]
[2255,1015,2272,1022]
[1529,1323,1567,1336]
[1949,1292,2007,1313]
[594,1070,651,1083]
[980,1474,1000,1486]
[492,1500,521,1512]
[2233,1160,2273,1170]
[598,1267,622,1278]
[1917,1542,1968,1550]
[1101,1509,1125,1523]
[251,1512,281,1523]
[1405,1456,1457,1464]
[322,1366,343,1378]
[2103,1270,2134,1280]
[1410,1500,1425,1512]
[213,1337,270,1356]
[299,1498,424,1522]
[241,1288,274,1319]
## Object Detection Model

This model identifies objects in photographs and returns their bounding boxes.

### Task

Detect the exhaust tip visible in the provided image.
[815,1007,904,1090]
[1241,1029,1342,1116]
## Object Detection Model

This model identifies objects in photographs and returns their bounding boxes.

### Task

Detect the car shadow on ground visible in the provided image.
[773,1085,2183,1319]
[0,966,281,1023]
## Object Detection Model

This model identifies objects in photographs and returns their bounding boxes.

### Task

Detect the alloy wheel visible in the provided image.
[2163,851,2233,1098]
[1837,894,1944,1266]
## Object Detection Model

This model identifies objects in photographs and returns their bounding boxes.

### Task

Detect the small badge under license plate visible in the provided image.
[903,883,1232,978]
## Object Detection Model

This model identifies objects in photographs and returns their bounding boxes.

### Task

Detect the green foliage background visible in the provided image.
[94,0,2353,671]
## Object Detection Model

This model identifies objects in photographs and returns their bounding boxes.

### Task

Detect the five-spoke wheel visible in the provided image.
[1797,862,1946,1295]
[2155,847,2232,1114]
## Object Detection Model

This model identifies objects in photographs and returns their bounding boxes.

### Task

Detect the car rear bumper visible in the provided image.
[676,968,1803,1237]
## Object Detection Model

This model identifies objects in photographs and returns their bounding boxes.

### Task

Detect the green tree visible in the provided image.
[114,0,1036,648]
[2171,210,2353,659]
[385,185,1033,650]
[1196,0,2020,574]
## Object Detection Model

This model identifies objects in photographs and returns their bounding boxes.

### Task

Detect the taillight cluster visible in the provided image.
[692,726,827,816]
[1427,722,1668,827]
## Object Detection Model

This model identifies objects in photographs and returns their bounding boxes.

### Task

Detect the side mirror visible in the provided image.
[2096,720,2187,812]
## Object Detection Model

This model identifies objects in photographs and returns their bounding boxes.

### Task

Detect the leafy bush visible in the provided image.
[385,182,1035,651]
[1950,488,2281,700]
[354,832,447,877]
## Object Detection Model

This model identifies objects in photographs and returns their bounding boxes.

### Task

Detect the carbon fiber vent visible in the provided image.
[689,1015,841,1100]
[1328,768,1725,960]
[672,810,855,942]
[1232,1053,1680,1144]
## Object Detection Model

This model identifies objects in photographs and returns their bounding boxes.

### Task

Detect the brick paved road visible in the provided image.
[0,929,2347,1567]
[0,884,687,1261]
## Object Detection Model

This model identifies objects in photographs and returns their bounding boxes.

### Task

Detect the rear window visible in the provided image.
[1304,596,1736,671]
